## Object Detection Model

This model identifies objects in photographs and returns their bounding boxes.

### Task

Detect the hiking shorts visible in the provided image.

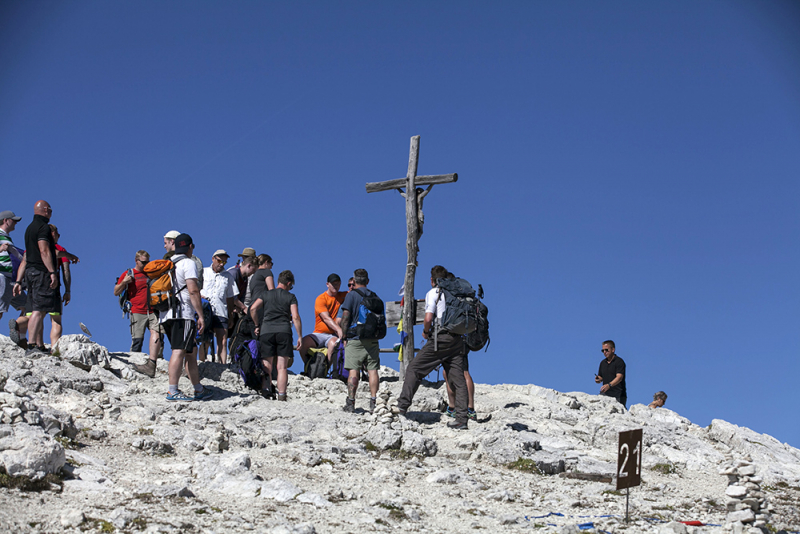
[344,338,380,371]
[24,269,61,314]
[210,315,228,331]
[130,313,160,341]
[163,319,197,353]
[259,332,293,359]
[308,332,337,348]
[0,276,27,314]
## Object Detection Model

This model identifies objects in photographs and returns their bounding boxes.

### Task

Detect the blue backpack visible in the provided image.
[346,289,387,340]
[232,339,263,391]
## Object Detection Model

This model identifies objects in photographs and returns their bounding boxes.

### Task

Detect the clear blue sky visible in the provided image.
[3,1,799,447]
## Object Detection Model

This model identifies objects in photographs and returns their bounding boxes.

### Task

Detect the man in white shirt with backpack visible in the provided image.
[393,265,470,430]
[161,233,211,401]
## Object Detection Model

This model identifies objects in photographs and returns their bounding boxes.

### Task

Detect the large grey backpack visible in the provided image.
[435,277,478,336]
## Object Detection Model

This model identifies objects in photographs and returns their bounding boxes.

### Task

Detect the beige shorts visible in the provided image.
[130,312,160,340]
[344,338,380,371]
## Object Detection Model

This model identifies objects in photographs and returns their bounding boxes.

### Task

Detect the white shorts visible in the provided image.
[307,332,337,347]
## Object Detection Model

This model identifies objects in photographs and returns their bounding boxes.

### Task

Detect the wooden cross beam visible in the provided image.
[365,135,458,380]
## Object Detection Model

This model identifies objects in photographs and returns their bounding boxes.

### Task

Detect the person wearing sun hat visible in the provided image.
[200,249,238,364]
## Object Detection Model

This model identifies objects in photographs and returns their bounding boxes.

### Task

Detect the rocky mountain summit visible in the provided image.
[0,334,798,534]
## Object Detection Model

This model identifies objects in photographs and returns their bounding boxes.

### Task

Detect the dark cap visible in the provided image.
[0,210,21,222]
[327,273,341,284]
[174,233,193,254]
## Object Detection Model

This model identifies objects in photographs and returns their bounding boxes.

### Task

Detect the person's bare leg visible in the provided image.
[347,369,359,399]
[326,337,338,366]
[29,311,44,347]
[298,335,315,363]
[185,348,200,385]
[277,356,289,393]
[367,369,379,398]
[17,315,29,335]
[215,328,227,364]
[50,314,62,347]
[148,328,161,361]
[168,349,186,386]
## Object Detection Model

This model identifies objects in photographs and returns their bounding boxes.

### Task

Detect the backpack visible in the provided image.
[118,269,134,318]
[196,298,215,348]
[435,277,479,336]
[9,245,24,282]
[191,255,204,290]
[347,288,387,340]
[142,258,185,314]
[231,339,263,391]
[466,293,490,352]
[229,313,256,359]
[303,348,329,379]
[329,341,348,383]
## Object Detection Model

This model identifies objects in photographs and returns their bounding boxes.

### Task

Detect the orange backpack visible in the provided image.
[142,259,181,313]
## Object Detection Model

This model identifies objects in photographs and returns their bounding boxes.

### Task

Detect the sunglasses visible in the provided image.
[601,348,610,353]
[348,283,354,288]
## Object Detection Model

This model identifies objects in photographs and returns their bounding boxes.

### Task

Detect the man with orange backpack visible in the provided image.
[115,250,163,377]
[148,233,210,401]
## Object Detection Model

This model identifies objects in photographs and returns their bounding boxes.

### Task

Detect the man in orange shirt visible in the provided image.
[299,273,346,366]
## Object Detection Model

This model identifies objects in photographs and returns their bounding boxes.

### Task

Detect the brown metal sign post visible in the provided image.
[616,428,643,522]
[365,135,458,380]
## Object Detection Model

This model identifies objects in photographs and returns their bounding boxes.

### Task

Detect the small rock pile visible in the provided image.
[720,455,771,531]
[370,387,399,426]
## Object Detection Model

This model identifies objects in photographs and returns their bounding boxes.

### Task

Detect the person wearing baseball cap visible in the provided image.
[1,210,27,336]
[199,249,238,364]
[160,232,212,401]
[162,230,180,258]
[298,273,346,370]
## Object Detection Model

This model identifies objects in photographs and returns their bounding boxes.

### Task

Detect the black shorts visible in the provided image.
[24,269,61,314]
[210,315,228,330]
[259,332,293,359]
[163,319,197,353]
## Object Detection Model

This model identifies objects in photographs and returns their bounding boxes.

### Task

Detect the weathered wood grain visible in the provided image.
[365,173,458,193]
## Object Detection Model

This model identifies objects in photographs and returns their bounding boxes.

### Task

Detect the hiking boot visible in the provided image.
[37,345,51,355]
[391,405,406,416]
[166,391,194,401]
[259,386,275,400]
[369,398,376,414]
[194,386,213,401]
[24,345,43,357]
[343,396,355,413]
[447,421,469,430]
[445,407,455,418]
[468,409,477,421]
[133,358,157,378]
[277,393,287,402]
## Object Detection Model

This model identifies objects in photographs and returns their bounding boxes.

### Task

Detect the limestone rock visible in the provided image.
[54,334,112,370]
[0,423,65,479]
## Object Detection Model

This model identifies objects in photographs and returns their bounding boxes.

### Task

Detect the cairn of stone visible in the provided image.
[371,388,398,426]
[720,455,772,530]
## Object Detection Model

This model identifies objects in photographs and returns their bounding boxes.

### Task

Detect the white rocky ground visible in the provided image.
[0,334,798,534]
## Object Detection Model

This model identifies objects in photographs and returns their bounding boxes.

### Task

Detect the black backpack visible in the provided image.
[346,288,387,340]
[466,289,490,352]
[329,342,348,383]
[303,348,329,379]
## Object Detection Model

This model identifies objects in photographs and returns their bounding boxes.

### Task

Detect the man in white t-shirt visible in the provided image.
[394,265,469,429]
[200,249,238,364]
[161,233,210,402]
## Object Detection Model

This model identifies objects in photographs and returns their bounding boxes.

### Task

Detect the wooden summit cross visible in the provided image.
[365,135,458,379]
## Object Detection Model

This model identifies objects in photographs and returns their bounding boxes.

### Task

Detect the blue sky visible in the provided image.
[3,1,799,447]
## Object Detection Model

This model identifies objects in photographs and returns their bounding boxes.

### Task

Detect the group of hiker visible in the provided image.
[2,201,663,427]
[1,201,80,355]
[109,229,489,428]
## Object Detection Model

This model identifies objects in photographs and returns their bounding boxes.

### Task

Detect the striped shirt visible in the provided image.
[0,229,13,278]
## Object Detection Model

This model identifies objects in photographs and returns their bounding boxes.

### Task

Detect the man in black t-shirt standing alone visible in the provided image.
[12,200,60,355]
[595,339,627,408]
